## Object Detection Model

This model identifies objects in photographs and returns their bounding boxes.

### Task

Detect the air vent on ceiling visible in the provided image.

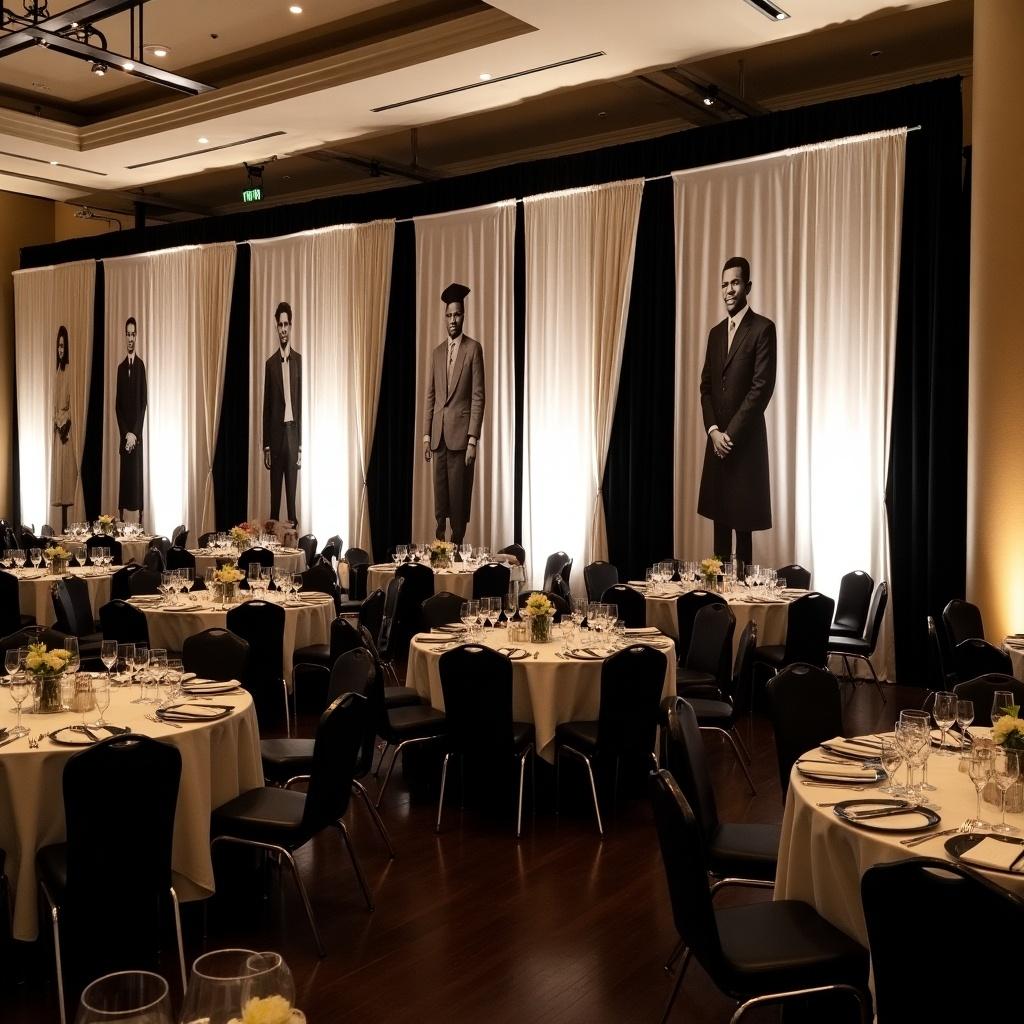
[371,52,606,113]
[0,150,106,175]
[126,131,287,170]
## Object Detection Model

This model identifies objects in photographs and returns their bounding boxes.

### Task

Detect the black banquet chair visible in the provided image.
[50,577,102,660]
[182,628,249,682]
[542,551,571,594]
[297,533,318,567]
[951,639,1012,683]
[754,591,835,677]
[649,769,869,1024]
[673,590,723,666]
[165,545,196,571]
[830,570,874,639]
[517,589,569,621]
[170,524,188,548]
[497,543,526,566]
[943,598,985,647]
[128,568,162,596]
[677,602,734,695]
[422,590,465,629]
[584,560,619,602]
[775,563,811,589]
[85,535,123,566]
[0,570,31,635]
[237,546,275,573]
[600,584,646,628]
[952,673,1024,726]
[110,564,143,600]
[472,561,511,600]
[99,600,150,646]
[211,693,374,958]
[226,600,289,735]
[827,581,889,702]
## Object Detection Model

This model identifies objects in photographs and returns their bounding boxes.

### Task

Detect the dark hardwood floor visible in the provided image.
[1,678,923,1023]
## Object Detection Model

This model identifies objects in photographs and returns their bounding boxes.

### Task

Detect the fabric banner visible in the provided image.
[673,129,906,672]
[102,243,236,539]
[13,260,95,532]
[248,220,394,549]
[412,202,516,555]
[522,181,644,593]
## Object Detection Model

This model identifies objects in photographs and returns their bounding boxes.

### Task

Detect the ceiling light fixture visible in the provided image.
[289,4,303,12]
[198,137,209,144]
[740,0,790,21]
[702,84,719,107]
[479,73,491,81]
[144,44,170,58]
[91,61,106,76]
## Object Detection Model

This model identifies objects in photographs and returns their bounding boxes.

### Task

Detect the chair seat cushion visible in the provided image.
[292,643,331,667]
[678,683,723,700]
[830,622,862,639]
[688,698,736,726]
[709,823,780,880]
[260,738,314,773]
[828,636,871,656]
[715,899,868,993]
[385,704,447,739]
[677,669,717,689]
[754,644,785,666]
[384,685,426,709]
[555,720,598,753]
[212,786,307,845]
[36,842,68,898]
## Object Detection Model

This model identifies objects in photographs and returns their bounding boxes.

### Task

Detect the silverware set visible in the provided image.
[900,822,972,847]
[146,713,181,729]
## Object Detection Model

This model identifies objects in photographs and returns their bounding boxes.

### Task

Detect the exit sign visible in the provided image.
[242,187,263,203]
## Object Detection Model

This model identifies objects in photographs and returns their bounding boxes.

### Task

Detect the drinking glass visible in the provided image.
[130,645,147,703]
[3,647,20,680]
[895,720,925,799]
[179,949,261,1024]
[571,598,586,631]
[64,636,81,676]
[203,567,216,591]
[13,548,26,567]
[932,691,957,756]
[459,543,472,564]
[956,699,975,758]
[395,545,407,564]
[967,747,994,832]
[74,970,173,1024]
[165,658,184,701]
[991,691,1015,730]
[100,640,117,680]
[878,738,903,794]
[460,600,478,639]
[60,673,75,710]
[901,709,935,792]
[7,670,30,739]
[147,650,167,705]
[91,678,111,727]
[291,574,304,603]
[247,564,262,593]
[992,747,1020,835]
[30,547,41,569]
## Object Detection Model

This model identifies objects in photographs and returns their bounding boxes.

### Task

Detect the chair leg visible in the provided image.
[729,726,753,765]
[516,747,529,839]
[435,752,451,834]
[169,886,187,996]
[373,741,390,778]
[352,780,395,858]
[281,848,326,957]
[862,654,887,704]
[281,680,291,738]
[659,947,691,1023]
[582,755,604,837]
[729,983,869,1024]
[664,937,687,974]
[700,726,757,795]
[334,821,375,912]
[43,888,66,1024]
[375,742,403,808]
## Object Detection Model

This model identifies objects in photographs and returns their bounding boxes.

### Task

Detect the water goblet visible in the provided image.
[967,746,994,832]
[13,548,26,567]
[932,691,957,756]
[878,738,903,795]
[74,969,173,1024]
[60,673,75,711]
[956,699,975,758]
[100,640,117,681]
[64,636,81,677]
[460,600,478,640]
[991,690,1015,731]
[147,650,167,704]
[91,678,111,727]
[30,547,41,569]
[901,709,935,792]
[291,573,304,603]
[7,668,30,739]
[992,747,1020,835]
[131,646,147,702]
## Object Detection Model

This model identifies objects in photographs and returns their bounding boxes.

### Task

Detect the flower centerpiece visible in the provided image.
[95,513,116,536]
[44,544,71,576]
[990,707,1024,811]
[212,563,245,605]
[230,522,258,550]
[24,641,72,713]
[699,556,722,590]
[523,591,555,643]
[427,539,455,570]
[229,994,300,1024]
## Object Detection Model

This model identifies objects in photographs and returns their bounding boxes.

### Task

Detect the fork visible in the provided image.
[900,822,972,847]
[28,733,42,749]
[146,714,181,729]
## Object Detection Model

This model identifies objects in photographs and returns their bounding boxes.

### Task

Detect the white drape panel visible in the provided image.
[13,260,95,529]
[103,244,235,537]
[672,129,906,674]
[522,180,643,593]
[248,221,394,548]
[412,202,516,551]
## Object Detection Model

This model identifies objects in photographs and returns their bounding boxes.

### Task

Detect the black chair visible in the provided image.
[165,546,196,571]
[377,576,405,684]
[148,536,171,560]
[323,534,343,562]
[106,564,140,602]
[776,563,811,589]
[40,523,55,538]
[497,543,525,566]
[197,531,217,548]
[952,639,1012,682]
[517,590,569,622]
[344,546,371,569]
[472,561,511,599]
[678,602,734,695]
[542,551,571,593]
[300,561,343,615]
[0,570,32,635]
[600,584,646,628]
[226,601,289,735]
[98,600,149,646]
[394,562,434,641]
[436,645,535,838]
[38,735,185,1024]
[128,568,162,596]
[555,645,666,836]
[297,533,318,567]
[358,587,385,642]
[357,623,423,711]
[20,530,43,551]
[50,577,102,659]
[423,591,465,629]
[952,673,1024,726]
[766,663,843,795]
[238,546,275,573]
[830,570,874,639]
[828,582,889,702]
[292,615,362,674]
[927,614,956,691]
[85,534,123,566]
[943,598,985,646]
[649,770,869,1024]
[584,560,619,602]
[142,547,164,572]
[673,590,723,665]
[338,563,369,612]
[755,591,836,676]
[182,628,249,682]
[211,694,373,957]
[170,525,188,548]
[862,857,1024,1023]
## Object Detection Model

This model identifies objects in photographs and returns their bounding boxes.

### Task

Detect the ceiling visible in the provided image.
[0,0,973,221]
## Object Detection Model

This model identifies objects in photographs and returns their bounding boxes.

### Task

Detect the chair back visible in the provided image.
[325,648,378,780]
[663,698,720,842]
[422,591,465,629]
[52,576,95,637]
[776,563,811,589]
[766,663,843,794]
[20,530,42,551]
[344,547,371,568]
[861,581,888,650]
[300,561,342,614]
[472,561,511,599]
[596,645,667,755]
[358,588,385,642]
[170,525,188,547]
[542,551,571,593]
[927,615,953,690]
[600,584,646,628]
[674,591,723,664]
[685,603,735,689]
[378,576,405,658]
[85,534,123,566]
[862,858,1024,1023]
[346,562,369,602]
[952,640,1013,685]
[498,543,526,566]
[226,602,286,729]
[730,619,758,707]
[782,591,836,667]
[1,626,67,671]
[238,546,275,572]
[99,600,149,646]
[952,673,1024,726]
[584,561,619,602]
[297,533,318,567]
[328,616,363,663]
[197,531,216,548]
[832,570,874,636]
[393,563,431,646]
[40,523,55,538]
[129,568,162,596]
[182,627,249,682]
[943,598,985,646]
[517,590,569,621]
[165,546,196,571]
[301,693,365,834]
[148,536,171,559]
[322,535,343,563]
[0,571,21,637]
[439,645,514,757]
[143,547,164,572]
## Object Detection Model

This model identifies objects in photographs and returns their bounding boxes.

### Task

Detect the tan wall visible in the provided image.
[0,191,56,520]
[53,202,129,241]
[967,0,1024,638]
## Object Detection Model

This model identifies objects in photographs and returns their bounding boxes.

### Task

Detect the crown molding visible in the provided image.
[0,108,81,148]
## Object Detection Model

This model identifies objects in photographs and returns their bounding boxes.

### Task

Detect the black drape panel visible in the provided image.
[603,177,676,581]
[81,262,105,521]
[512,205,526,548]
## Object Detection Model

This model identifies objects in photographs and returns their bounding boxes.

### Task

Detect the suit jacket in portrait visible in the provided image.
[115,354,147,509]
[697,309,777,531]
[423,335,485,451]
[263,349,302,452]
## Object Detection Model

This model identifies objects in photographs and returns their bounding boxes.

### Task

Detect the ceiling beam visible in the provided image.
[30,0,152,34]
[306,148,443,184]
[662,67,768,118]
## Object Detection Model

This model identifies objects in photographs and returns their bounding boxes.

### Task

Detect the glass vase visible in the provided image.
[35,671,65,714]
[529,614,552,643]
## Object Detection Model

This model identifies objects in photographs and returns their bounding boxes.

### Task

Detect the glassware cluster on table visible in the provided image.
[64,520,146,541]
[2,546,115,570]
[100,641,185,707]
[393,542,491,568]
[203,532,281,553]
[643,560,779,596]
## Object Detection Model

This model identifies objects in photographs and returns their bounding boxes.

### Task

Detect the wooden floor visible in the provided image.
[0,678,923,1024]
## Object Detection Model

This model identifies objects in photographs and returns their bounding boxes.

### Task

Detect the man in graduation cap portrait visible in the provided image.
[423,282,486,544]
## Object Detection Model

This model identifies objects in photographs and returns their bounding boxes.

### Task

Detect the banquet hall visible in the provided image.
[1,1,1022,1022]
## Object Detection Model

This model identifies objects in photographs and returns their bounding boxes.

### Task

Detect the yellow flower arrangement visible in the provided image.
[212,564,245,584]
[234,995,294,1024]
[23,642,72,676]
[230,523,258,547]
[523,593,555,619]
[43,545,71,560]
[993,712,1024,752]
[97,513,115,525]
[699,557,722,578]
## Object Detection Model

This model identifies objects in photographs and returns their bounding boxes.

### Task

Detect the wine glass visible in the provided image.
[147,650,167,705]
[901,709,935,793]
[91,678,111,727]
[878,738,903,795]
[131,646,147,703]
[992,747,1020,835]
[239,952,299,1017]
[64,637,81,677]
[7,662,30,739]
[30,547,41,569]
[956,699,975,758]
[460,600,477,639]
[894,720,924,799]
[5,646,22,680]
[100,640,117,681]
[991,691,1015,730]
[179,949,262,1024]
[966,746,994,832]
[75,970,173,1024]
[932,691,957,756]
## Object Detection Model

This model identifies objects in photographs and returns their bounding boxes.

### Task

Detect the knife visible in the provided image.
[847,804,922,820]
[76,725,100,742]
[0,733,23,749]
[1010,848,1024,872]
[900,827,964,847]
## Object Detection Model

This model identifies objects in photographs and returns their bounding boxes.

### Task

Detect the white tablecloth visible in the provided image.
[1003,637,1024,680]
[368,562,525,600]
[406,628,676,763]
[132,591,334,684]
[775,734,1024,946]
[190,549,306,577]
[12,566,115,627]
[0,682,262,940]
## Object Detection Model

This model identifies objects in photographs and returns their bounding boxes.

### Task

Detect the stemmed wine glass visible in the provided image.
[74,970,173,1024]
[91,677,111,727]
[5,651,30,738]
[956,699,975,758]
[460,600,478,640]
[901,709,935,794]
[966,746,994,832]
[932,691,957,756]
[878,738,903,795]
[147,650,167,705]
[991,691,1015,730]
[100,640,117,682]
[992,747,1020,835]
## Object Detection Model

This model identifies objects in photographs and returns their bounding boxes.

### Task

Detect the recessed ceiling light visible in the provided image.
[122,61,134,71]
[144,44,170,58]
[289,4,303,12]
[198,137,209,144]
[49,160,59,166]
[479,73,491,81]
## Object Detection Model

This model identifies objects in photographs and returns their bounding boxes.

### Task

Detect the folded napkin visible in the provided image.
[496,647,528,659]
[157,702,232,721]
[182,680,240,695]
[796,761,879,780]
[930,728,964,748]
[625,627,660,635]
[958,837,1024,872]
[821,737,882,760]
[566,648,606,660]
[416,634,453,644]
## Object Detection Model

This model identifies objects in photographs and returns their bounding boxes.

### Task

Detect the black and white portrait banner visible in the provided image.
[248,220,394,546]
[102,243,236,537]
[672,129,906,670]
[13,259,95,530]
[412,202,515,552]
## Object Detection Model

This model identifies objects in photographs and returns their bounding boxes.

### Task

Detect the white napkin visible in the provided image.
[625,626,660,635]
[822,737,881,758]
[930,729,963,748]
[958,837,1024,872]
[796,761,878,779]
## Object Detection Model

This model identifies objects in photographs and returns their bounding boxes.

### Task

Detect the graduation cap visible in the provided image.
[441,282,470,304]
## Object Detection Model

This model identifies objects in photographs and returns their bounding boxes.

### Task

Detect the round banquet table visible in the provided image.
[58,534,152,566]
[368,562,525,601]
[405,628,676,763]
[190,548,307,577]
[129,590,334,685]
[1003,636,1024,681]
[10,565,116,628]
[0,680,262,940]
[775,733,1024,946]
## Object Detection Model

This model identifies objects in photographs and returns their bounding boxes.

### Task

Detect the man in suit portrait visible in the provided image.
[423,282,486,544]
[115,316,147,520]
[697,256,777,570]
[262,300,302,527]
